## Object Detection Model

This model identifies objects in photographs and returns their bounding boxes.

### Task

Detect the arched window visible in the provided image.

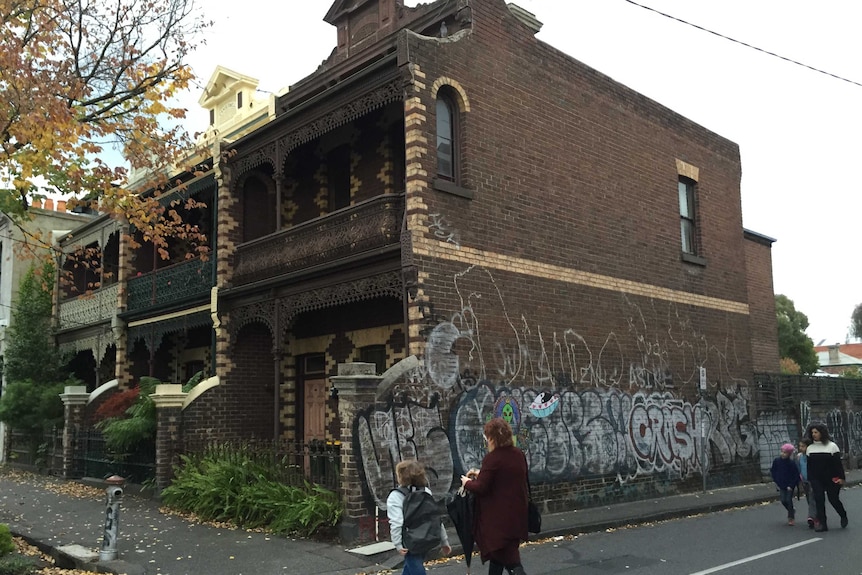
[436,93,457,181]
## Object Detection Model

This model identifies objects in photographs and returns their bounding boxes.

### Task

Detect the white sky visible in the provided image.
[180,0,862,346]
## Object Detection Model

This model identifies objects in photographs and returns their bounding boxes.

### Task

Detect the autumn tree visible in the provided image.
[0,0,211,261]
[775,294,819,375]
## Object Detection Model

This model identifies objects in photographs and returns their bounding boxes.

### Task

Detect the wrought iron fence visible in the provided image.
[754,373,862,468]
[74,429,156,484]
[7,428,62,472]
[754,373,862,411]
[179,438,341,492]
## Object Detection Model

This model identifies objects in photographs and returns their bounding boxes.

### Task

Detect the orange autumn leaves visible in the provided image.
[0,0,211,259]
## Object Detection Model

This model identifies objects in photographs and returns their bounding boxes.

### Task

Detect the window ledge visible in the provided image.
[433,178,474,199]
[681,252,707,266]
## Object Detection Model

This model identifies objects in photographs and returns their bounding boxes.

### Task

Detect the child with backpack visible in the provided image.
[771,443,800,525]
[387,459,451,574]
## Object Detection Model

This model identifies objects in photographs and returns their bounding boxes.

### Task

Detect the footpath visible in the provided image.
[1,467,857,575]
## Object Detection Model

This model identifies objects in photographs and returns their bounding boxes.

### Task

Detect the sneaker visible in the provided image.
[807,518,815,529]
[841,516,848,529]
[814,523,828,533]
[788,519,795,526]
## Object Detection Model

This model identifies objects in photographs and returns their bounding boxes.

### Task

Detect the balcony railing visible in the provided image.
[232,193,404,286]
[59,283,120,330]
[127,257,214,313]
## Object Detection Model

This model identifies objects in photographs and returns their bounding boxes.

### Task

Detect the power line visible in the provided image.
[623,0,862,88]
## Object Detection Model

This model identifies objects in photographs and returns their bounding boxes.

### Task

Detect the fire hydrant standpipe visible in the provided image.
[100,475,125,562]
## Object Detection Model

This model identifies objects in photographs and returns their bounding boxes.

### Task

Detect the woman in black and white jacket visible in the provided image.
[805,423,848,532]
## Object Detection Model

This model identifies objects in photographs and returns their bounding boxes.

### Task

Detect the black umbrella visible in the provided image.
[446,485,476,573]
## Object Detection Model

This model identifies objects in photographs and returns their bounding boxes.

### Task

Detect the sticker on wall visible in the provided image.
[528,391,560,418]
[494,396,521,429]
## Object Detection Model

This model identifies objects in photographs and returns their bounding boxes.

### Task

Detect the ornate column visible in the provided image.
[150,384,188,489]
[60,386,90,478]
[331,362,382,543]
[275,174,284,230]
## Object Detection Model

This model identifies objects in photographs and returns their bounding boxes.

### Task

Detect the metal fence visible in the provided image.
[754,373,862,411]
[754,373,862,468]
[180,438,341,492]
[73,429,156,484]
[7,428,63,472]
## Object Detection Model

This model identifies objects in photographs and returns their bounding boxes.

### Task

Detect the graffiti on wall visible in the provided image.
[356,382,760,509]
[355,398,454,509]
[800,401,862,462]
[756,411,799,474]
[356,262,759,509]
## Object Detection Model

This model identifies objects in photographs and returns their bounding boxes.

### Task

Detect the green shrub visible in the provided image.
[0,380,66,437]
[0,524,13,556]
[162,445,342,537]
[97,377,159,454]
[99,372,202,455]
[0,556,36,575]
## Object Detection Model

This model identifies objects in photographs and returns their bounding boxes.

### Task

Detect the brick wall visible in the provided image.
[401,0,755,389]
[337,0,768,514]
[744,232,780,373]
[182,322,276,441]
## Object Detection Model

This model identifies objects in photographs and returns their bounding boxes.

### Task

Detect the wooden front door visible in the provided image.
[303,378,327,442]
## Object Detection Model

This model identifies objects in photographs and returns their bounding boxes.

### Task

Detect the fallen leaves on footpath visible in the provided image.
[11,537,124,575]
[1,468,122,574]
[0,468,104,500]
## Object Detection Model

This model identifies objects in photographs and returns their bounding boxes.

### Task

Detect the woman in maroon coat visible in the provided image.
[460,417,529,575]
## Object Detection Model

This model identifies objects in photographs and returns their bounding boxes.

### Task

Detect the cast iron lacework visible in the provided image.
[226,299,278,340]
[162,172,216,203]
[233,194,404,285]
[127,258,214,312]
[57,328,115,363]
[128,310,212,353]
[227,271,403,341]
[231,78,404,179]
[229,141,278,181]
[58,283,120,330]
[63,220,122,253]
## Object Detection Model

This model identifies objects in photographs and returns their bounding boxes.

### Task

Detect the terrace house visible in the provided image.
[53,0,782,525]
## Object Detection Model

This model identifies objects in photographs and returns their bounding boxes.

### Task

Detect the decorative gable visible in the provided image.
[198,66,261,130]
[324,0,399,58]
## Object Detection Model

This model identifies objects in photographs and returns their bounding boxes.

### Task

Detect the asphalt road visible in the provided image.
[417,485,861,575]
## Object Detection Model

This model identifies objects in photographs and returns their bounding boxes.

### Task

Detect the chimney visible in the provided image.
[31,199,43,209]
[44,198,54,211]
[828,344,840,363]
[57,200,67,211]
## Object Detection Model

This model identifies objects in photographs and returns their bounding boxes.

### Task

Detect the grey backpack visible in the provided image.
[393,486,442,555]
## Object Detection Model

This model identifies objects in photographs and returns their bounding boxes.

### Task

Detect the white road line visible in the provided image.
[688,538,822,575]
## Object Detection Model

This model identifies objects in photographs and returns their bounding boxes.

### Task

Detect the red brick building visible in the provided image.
[207,0,779,510]
[55,0,781,519]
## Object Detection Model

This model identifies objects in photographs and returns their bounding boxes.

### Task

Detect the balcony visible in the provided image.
[127,257,214,313]
[232,193,404,286]
[58,283,120,330]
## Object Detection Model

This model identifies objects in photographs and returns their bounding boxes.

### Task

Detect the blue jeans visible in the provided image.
[779,488,795,519]
[402,553,426,575]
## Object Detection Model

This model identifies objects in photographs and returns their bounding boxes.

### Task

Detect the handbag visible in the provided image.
[525,455,541,534]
